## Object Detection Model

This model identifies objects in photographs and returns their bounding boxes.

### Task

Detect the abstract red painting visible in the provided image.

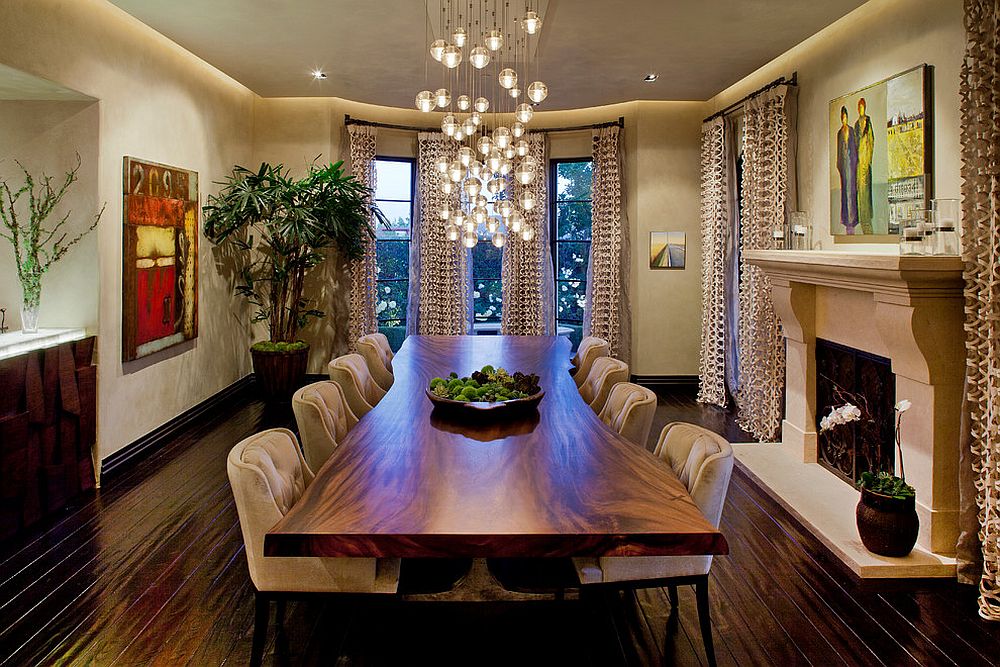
[122,157,198,361]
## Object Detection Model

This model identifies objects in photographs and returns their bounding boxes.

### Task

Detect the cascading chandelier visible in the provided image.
[415,0,547,249]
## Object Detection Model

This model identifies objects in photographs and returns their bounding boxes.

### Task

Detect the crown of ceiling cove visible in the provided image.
[109,0,868,109]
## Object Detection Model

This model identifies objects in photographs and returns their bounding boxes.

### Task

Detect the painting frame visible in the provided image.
[650,231,686,270]
[121,156,199,362]
[828,64,933,243]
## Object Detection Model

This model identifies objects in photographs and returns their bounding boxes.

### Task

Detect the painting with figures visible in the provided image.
[122,157,199,361]
[828,65,931,241]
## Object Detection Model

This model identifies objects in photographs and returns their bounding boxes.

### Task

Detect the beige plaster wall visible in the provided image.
[705,0,964,253]
[0,100,100,332]
[0,0,256,460]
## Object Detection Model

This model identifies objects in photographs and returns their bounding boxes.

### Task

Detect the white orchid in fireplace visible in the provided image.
[819,396,915,499]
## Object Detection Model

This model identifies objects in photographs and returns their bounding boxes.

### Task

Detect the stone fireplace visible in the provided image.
[740,250,965,577]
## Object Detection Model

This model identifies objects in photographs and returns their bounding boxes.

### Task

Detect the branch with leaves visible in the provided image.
[0,153,105,306]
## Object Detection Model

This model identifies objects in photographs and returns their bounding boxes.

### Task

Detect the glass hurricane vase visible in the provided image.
[20,279,41,333]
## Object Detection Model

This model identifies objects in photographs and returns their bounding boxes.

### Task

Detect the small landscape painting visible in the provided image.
[122,157,199,362]
[829,65,931,242]
[650,231,685,269]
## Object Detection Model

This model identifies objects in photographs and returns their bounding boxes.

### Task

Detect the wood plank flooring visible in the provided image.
[0,383,996,666]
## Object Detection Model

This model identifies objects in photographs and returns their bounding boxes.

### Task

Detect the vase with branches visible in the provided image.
[0,155,104,333]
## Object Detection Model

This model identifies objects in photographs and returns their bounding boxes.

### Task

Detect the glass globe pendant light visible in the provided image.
[462,230,479,248]
[445,224,460,241]
[523,11,542,34]
[515,155,537,185]
[453,126,465,141]
[442,44,462,69]
[435,155,450,173]
[477,135,493,156]
[458,146,475,167]
[499,159,512,176]
[457,94,471,111]
[496,199,513,218]
[515,103,534,124]
[487,177,507,195]
[463,176,482,199]
[451,211,466,230]
[515,139,529,157]
[509,86,521,99]
[475,194,488,208]
[527,81,548,103]
[415,90,435,112]
[435,88,451,108]
[509,210,524,233]
[503,145,516,160]
[521,224,535,242]
[474,96,490,113]
[463,217,476,233]
[493,125,512,149]
[441,114,458,137]
[485,29,504,51]
[462,117,477,137]
[452,26,468,47]
[469,160,484,178]
[511,122,526,138]
[448,159,465,182]
[519,190,536,210]
[486,216,500,233]
[486,148,503,173]
[438,203,452,220]
[498,68,517,89]
[492,231,506,248]
[430,39,446,61]
[470,111,482,126]
[473,206,488,225]
[469,46,490,69]
[440,178,454,195]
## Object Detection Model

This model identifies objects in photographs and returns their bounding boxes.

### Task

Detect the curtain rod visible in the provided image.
[702,72,798,123]
[343,114,624,134]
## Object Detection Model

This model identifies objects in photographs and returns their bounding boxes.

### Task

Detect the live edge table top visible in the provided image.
[265,335,728,559]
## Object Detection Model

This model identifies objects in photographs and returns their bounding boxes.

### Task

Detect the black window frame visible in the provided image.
[549,157,593,327]
[373,156,416,330]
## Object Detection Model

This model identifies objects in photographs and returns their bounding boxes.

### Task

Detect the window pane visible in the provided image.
[556,280,587,322]
[376,240,409,280]
[556,161,592,201]
[374,200,411,238]
[472,242,502,280]
[376,280,407,324]
[374,160,412,201]
[474,279,502,322]
[557,241,590,281]
[556,201,592,241]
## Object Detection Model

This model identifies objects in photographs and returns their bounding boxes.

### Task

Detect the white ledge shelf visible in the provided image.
[0,328,88,361]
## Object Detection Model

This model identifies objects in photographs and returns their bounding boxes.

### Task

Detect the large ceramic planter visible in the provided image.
[855,487,919,557]
[250,343,309,400]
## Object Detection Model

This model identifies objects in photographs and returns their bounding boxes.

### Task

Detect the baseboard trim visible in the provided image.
[101,374,255,479]
[630,375,699,389]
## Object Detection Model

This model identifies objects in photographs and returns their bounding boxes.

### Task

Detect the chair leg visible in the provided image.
[667,584,679,613]
[250,592,269,667]
[695,577,717,667]
[275,598,287,630]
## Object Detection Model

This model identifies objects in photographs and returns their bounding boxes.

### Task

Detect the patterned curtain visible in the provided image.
[960,0,1000,620]
[735,86,794,441]
[414,132,469,335]
[347,125,378,350]
[502,133,554,335]
[585,125,631,363]
[697,117,728,407]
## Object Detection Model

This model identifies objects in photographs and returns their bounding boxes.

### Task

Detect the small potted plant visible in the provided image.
[820,398,918,557]
[203,161,384,399]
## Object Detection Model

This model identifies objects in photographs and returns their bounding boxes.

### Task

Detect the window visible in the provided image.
[373,158,414,351]
[550,159,593,350]
[472,242,503,328]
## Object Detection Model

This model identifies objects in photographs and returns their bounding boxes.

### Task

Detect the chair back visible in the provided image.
[292,381,359,471]
[653,422,734,527]
[598,382,657,447]
[579,356,630,414]
[328,353,386,418]
[357,333,394,391]
[573,336,610,388]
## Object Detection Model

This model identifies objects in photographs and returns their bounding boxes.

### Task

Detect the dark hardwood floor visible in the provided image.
[1,383,996,666]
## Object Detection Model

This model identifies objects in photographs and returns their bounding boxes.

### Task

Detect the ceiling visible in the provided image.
[108,0,868,110]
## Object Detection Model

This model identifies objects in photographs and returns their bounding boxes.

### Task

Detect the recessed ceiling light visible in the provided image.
[312,70,328,80]
[643,73,658,83]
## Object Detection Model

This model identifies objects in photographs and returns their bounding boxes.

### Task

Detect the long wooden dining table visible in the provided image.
[265,335,728,559]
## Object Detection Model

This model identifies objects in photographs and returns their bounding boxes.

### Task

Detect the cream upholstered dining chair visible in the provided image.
[572,336,609,388]
[328,353,386,418]
[578,356,629,415]
[292,380,358,471]
[572,422,734,667]
[598,382,658,447]
[357,332,394,391]
[227,429,400,666]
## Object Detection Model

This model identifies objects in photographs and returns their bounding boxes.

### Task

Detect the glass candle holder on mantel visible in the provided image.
[771,226,786,250]
[932,198,961,256]
[899,218,924,255]
[788,211,811,251]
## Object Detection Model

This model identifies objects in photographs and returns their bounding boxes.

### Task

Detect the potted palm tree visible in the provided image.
[203,161,384,399]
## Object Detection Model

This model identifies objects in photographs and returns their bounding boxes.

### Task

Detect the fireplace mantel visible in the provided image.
[743,249,965,572]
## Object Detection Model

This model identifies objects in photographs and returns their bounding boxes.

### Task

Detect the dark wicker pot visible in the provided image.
[250,344,309,400]
[856,487,919,557]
